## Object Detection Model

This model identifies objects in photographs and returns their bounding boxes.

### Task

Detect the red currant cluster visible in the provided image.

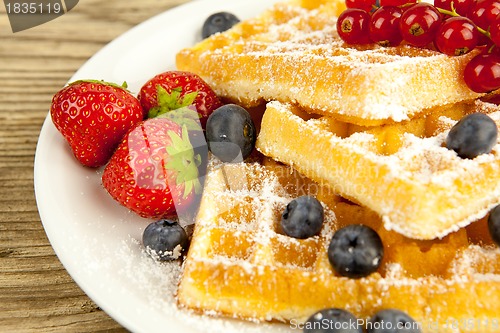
[337,0,500,93]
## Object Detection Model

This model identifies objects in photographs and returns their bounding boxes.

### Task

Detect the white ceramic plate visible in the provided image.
[34,0,293,332]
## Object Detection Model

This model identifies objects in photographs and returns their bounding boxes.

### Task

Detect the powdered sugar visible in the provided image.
[174,160,500,330]
[178,1,486,122]
[258,99,500,240]
[113,236,291,333]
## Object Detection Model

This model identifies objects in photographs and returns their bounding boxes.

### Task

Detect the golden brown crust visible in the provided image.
[176,1,500,330]
[176,0,491,124]
[177,162,500,332]
[256,100,500,240]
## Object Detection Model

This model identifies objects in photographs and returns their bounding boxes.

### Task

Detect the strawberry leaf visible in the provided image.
[165,125,203,199]
[180,91,198,106]
[156,106,203,132]
[148,86,199,119]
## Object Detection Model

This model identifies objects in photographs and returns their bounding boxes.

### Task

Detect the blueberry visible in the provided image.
[367,309,421,333]
[281,196,324,239]
[445,113,498,159]
[206,104,256,163]
[303,308,363,333]
[328,224,383,279]
[488,204,500,246]
[142,219,188,261]
[202,12,240,39]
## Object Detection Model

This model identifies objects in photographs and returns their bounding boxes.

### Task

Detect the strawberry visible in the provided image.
[138,71,222,128]
[50,80,144,168]
[101,115,203,219]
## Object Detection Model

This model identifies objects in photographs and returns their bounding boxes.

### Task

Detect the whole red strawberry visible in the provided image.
[50,80,144,167]
[138,71,222,128]
[102,116,203,219]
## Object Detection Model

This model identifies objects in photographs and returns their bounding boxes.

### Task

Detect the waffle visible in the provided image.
[177,161,500,332]
[255,100,500,240]
[175,0,489,126]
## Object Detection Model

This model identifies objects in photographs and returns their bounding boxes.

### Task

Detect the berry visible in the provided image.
[202,12,240,39]
[304,308,363,333]
[346,0,375,13]
[399,3,442,47]
[434,17,479,56]
[468,0,500,45]
[468,0,500,31]
[445,113,498,159]
[50,80,144,168]
[205,104,256,162]
[488,205,500,246]
[328,224,384,279]
[337,8,372,45]
[102,116,204,218]
[490,14,500,46]
[281,196,324,239]
[434,0,474,16]
[380,0,417,7]
[367,309,421,333]
[138,71,223,128]
[369,6,404,47]
[142,219,189,261]
[464,53,500,93]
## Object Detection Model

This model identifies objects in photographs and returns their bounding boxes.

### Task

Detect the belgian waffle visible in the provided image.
[175,0,489,126]
[177,161,500,332]
[256,100,500,240]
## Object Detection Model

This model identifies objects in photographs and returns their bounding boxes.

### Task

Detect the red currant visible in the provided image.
[337,8,372,44]
[468,0,500,30]
[434,17,480,56]
[400,3,442,47]
[464,53,500,93]
[346,0,376,13]
[490,13,500,46]
[434,0,475,16]
[380,0,417,7]
[370,6,404,46]
[468,0,500,45]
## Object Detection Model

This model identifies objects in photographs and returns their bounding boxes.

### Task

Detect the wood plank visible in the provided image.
[0,0,192,331]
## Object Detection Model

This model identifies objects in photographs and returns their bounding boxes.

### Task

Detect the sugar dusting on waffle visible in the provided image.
[176,1,485,123]
[175,0,500,329]
[256,99,500,239]
[110,236,292,332]
[177,160,500,330]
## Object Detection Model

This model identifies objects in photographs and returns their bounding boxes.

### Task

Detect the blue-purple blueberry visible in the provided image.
[303,308,362,333]
[446,113,497,159]
[142,219,188,261]
[367,309,421,333]
[281,195,324,239]
[328,224,383,278]
[488,204,500,246]
[202,12,240,39]
[206,104,256,163]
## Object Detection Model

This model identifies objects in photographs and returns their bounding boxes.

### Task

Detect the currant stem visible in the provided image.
[434,3,491,38]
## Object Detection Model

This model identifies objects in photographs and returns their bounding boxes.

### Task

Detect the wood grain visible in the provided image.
[0,1,190,331]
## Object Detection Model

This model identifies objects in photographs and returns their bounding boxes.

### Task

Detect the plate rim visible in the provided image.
[33,0,282,332]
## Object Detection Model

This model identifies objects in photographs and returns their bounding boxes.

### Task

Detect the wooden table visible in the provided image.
[0,1,190,331]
